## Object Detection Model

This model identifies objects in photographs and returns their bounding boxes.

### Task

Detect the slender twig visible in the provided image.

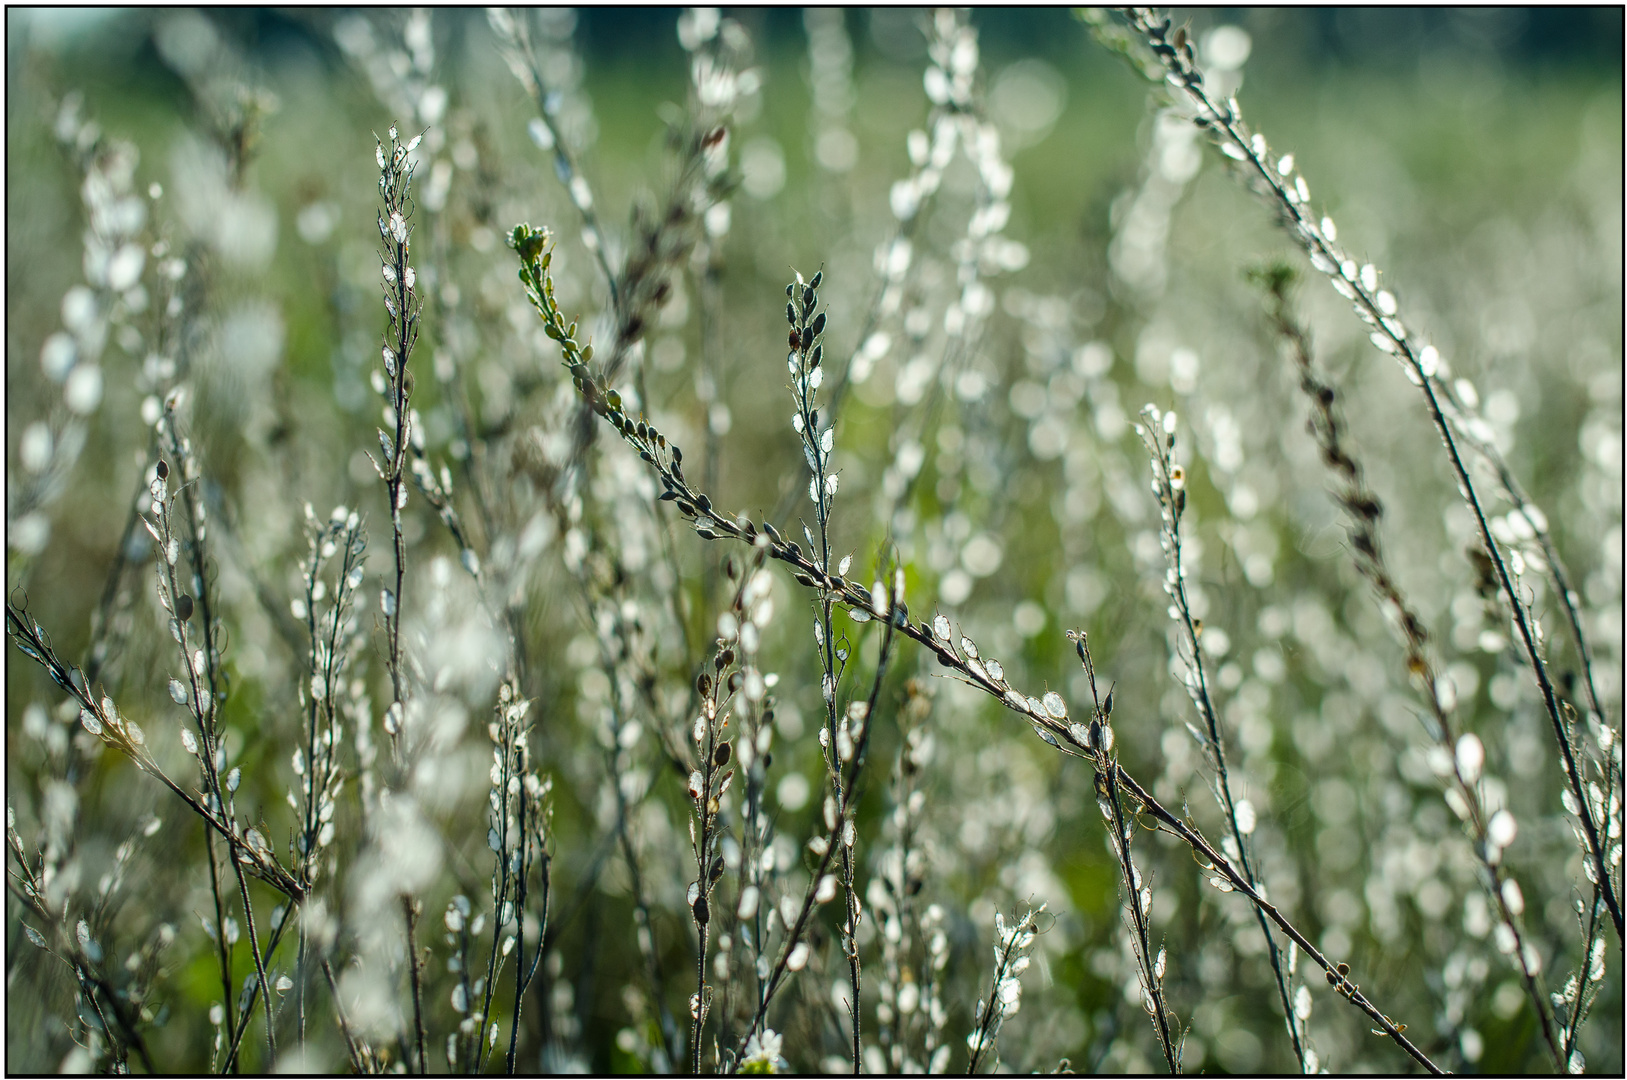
[8,602,304,894]
[7,844,157,1074]
[508,833,551,1076]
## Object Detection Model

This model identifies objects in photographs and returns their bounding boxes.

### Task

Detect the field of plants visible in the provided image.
[6,7,1621,1074]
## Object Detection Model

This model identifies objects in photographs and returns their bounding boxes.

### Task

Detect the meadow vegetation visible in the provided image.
[6,7,1621,1073]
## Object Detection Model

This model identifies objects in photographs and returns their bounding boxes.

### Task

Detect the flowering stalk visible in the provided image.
[372,123,422,756]
[1138,405,1309,1069]
[472,679,551,1074]
[9,96,146,575]
[964,904,1045,1074]
[146,412,282,1059]
[371,121,429,1076]
[687,569,747,1072]
[584,560,684,1069]
[6,592,308,1069]
[822,9,1023,544]
[784,269,876,1073]
[291,506,365,889]
[725,555,781,1048]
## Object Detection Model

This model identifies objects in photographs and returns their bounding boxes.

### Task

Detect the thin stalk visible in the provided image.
[205,829,238,1068]
[1103,759,1178,1074]
[404,896,427,1074]
[1138,407,1306,1068]
[222,907,299,1072]
[322,957,366,1074]
[508,839,550,1075]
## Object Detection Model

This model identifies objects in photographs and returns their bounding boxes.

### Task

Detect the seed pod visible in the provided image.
[693,894,709,926]
[708,854,725,882]
[713,742,731,768]
[155,459,169,480]
[176,594,194,622]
